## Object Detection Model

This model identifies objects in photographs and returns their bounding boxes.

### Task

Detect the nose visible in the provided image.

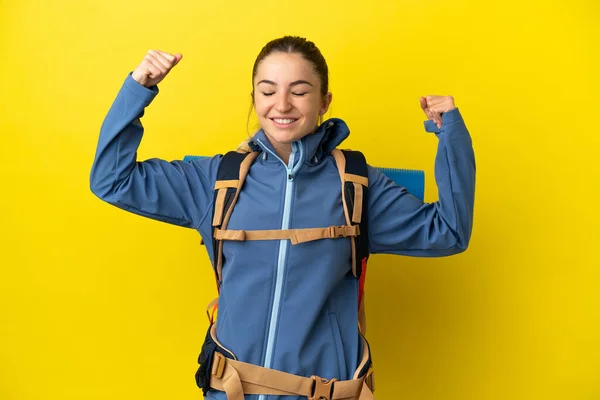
[274,92,292,113]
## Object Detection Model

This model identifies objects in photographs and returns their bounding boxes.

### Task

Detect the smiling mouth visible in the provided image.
[271,118,299,125]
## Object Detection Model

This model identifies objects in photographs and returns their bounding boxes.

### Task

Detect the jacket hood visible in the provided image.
[248,118,350,166]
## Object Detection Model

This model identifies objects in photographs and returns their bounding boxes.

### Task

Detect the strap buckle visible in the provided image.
[329,226,348,239]
[309,376,337,400]
[211,351,226,379]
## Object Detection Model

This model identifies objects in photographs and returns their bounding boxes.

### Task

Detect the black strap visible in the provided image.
[212,151,252,277]
[340,150,370,279]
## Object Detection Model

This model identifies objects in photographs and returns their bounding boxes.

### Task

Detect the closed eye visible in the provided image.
[261,91,308,97]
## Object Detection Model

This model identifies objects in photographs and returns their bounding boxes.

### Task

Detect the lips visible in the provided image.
[271,118,298,124]
[270,117,299,128]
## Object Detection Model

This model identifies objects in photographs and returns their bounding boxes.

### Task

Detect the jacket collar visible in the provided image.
[248,118,350,167]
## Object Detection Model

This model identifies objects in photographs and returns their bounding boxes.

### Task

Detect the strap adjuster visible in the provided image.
[329,226,347,238]
[309,376,337,400]
[211,352,226,379]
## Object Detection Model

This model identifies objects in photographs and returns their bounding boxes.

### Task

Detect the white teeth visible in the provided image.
[273,118,296,124]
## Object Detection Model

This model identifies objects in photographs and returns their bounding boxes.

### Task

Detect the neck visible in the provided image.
[270,141,293,165]
[277,148,292,165]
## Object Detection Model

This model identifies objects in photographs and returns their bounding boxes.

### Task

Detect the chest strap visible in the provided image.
[214,225,359,245]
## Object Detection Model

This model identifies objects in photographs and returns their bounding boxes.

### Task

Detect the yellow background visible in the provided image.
[1,0,599,399]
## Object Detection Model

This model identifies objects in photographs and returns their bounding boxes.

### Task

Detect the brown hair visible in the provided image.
[252,36,329,97]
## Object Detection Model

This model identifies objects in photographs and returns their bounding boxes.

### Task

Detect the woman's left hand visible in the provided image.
[420,95,456,129]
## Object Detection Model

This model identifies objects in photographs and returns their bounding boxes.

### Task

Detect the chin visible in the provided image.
[265,125,311,143]
[265,130,302,144]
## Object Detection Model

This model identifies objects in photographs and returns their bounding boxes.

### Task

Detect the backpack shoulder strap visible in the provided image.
[331,149,370,279]
[331,148,370,335]
[212,150,260,287]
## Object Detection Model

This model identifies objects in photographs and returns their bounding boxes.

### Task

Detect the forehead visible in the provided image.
[254,52,319,84]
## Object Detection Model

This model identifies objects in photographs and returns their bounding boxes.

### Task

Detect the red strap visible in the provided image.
[209,302,218,325]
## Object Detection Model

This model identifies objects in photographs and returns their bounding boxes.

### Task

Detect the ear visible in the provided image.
[320,92,333,115]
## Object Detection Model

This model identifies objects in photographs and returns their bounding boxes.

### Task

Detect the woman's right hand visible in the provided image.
[131,50,183,88]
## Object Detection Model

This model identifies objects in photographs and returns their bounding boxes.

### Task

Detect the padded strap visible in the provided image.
[214,225,360,245]
[352,182,364,224]
[214,152,260,283]
[331,149,358,278]
[339,149,370,279]
[333,149,370,334]
[212,189,228,227]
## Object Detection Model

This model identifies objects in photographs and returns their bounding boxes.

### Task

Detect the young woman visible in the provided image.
[91,36,475,400]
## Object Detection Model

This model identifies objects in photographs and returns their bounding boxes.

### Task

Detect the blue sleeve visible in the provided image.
[367,108,476,256]
[89,73,220,229]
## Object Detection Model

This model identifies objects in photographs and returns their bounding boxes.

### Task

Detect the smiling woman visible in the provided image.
[252,52,332,163]
[250,38,333,164]
[89,35,475,400]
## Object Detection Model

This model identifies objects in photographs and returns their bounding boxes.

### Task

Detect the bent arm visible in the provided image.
[90,73,219,229]
[368,108,476,256]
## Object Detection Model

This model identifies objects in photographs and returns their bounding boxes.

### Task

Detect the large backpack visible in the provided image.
[188,146,427,398]
[193,147,378,399]
[206,147,371,334]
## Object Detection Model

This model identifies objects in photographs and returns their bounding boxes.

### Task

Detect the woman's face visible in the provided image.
[253,52,332,155]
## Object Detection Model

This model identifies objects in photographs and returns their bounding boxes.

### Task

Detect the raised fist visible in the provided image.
[131,50,183,88]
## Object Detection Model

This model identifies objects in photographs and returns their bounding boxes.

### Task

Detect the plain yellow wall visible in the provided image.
[1,0,599,399]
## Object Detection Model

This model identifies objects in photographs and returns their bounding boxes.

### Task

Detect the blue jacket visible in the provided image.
[90,73,476,400]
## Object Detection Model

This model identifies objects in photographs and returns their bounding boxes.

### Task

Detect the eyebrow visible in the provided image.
[257,79,313,87]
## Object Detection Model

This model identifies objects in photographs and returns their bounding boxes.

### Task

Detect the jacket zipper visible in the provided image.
[255,140,300,400]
